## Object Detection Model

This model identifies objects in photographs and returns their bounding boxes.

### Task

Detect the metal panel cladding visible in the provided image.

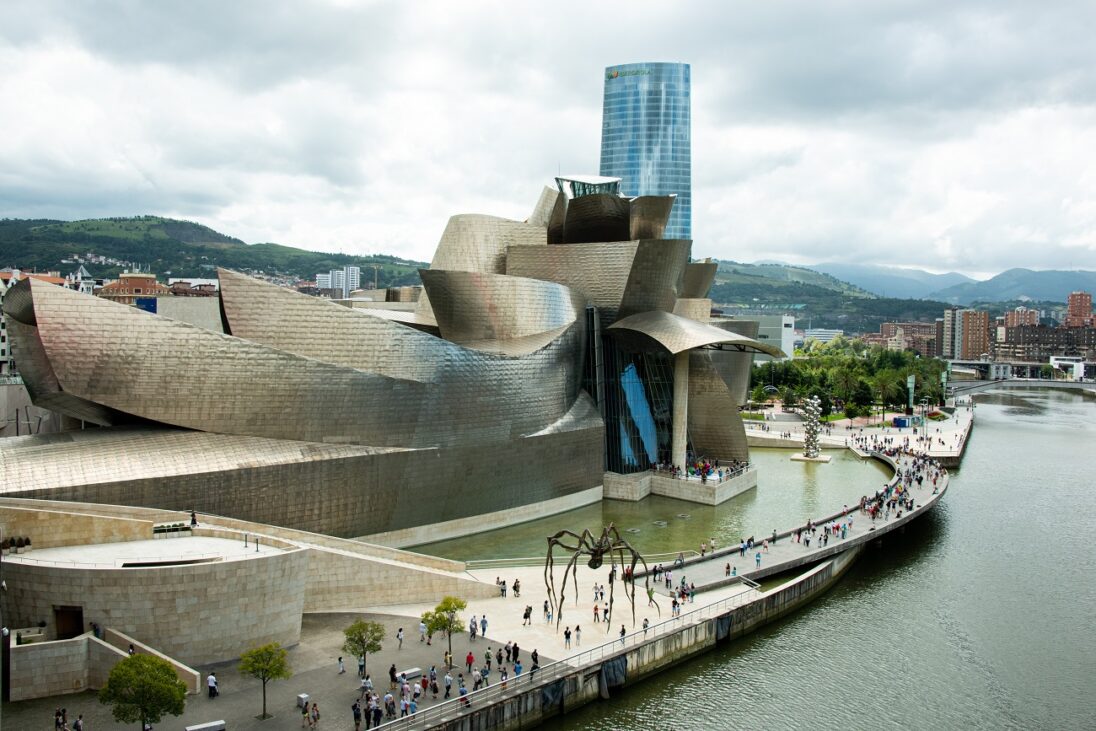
[600,62,691,241]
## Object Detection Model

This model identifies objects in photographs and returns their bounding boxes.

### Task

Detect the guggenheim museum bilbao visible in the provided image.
[0,176,780,542]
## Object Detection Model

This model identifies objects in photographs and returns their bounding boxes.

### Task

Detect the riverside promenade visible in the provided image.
[361,449,949,730]
[744,399,975,466]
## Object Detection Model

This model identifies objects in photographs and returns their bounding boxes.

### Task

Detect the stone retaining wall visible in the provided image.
[2,548,309,666]
[7,634,128,702]
[603,470,757,505]
[0,504,152,549]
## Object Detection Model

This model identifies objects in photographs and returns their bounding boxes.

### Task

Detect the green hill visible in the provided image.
[710,259,950,332]
[0,216,426,287]
[714,260,876,298]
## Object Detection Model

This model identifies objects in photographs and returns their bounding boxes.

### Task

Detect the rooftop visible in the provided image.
[6,535,284,568]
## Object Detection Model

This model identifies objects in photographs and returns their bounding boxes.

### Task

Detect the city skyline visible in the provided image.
[2,1,1095,276]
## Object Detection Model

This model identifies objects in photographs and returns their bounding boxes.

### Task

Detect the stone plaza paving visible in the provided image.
[3,410,968,729]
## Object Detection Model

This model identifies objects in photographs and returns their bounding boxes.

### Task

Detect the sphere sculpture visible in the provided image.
[802,395,822,459]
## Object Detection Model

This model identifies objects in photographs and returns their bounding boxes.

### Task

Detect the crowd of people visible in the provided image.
[653,457,750,484]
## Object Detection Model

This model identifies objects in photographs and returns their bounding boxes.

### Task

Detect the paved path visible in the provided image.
[367,450,949,673]
[2,612,560,731]
[745,400,974,462]
[648,451,948,592]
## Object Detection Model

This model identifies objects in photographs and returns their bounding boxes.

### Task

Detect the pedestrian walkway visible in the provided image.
[375,450,949,678]
[745,401,974,462]
[652,451,948,591]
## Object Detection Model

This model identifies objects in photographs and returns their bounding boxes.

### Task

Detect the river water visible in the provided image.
[418,388,1096,730]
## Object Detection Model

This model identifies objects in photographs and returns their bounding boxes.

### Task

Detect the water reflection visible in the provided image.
[413,448,890,561]
[551,387,1096,730]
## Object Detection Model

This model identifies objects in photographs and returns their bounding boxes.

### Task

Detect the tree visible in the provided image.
[871,370,905,420]
[239,642,293,720]
[98,654,187,730]
[342,619,385,677]
[423,596,467,658]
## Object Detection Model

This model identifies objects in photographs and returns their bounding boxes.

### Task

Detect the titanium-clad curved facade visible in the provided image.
[2,176,779,539]
[601,62,691,240]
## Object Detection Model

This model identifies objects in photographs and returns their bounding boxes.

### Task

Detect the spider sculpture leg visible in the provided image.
[557,544,587,631]
[607,526,651,627]
[545,530,584,629]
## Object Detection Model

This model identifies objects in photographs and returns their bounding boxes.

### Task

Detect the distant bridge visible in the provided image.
[950,379,1095,395]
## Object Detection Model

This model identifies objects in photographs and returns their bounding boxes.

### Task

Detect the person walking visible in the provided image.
[207,671,218,698]
[593,603,600,622]
[359,674,373,699]
[419,620,427,643]
[396,627,404,650]
[466,650,475,673]
[480,614,488,637]
[351,700,362,731]
[619,625,626,645]
[444,670,453,699]
[338,656,346,674]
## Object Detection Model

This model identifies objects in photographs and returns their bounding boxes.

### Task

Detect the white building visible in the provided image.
[722,314,795,362]
[315,266,361,298]
[804,328,844,344]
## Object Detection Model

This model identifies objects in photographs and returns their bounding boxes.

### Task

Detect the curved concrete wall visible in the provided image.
[2,548,308,666]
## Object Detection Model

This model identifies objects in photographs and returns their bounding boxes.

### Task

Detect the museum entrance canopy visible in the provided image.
[608,310,786,358]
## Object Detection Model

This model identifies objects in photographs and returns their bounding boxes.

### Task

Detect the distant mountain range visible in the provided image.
[926,268,1096,305]
[804,262,1096,305]
[808,263,974,299]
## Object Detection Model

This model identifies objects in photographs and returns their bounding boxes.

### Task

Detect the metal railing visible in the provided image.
[373,583,760,730]
[650,464,754,484]
[466,550,699,571]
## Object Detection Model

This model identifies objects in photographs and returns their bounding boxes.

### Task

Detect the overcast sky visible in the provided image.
[2,1,1095,277]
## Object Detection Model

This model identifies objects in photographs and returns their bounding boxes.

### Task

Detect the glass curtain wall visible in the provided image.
[600,62,691,240]
[602,341,681,473]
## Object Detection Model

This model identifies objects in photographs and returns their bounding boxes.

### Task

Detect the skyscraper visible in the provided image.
[600,62,691,240]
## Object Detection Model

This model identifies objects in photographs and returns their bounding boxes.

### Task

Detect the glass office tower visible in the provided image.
[600,62,691,240]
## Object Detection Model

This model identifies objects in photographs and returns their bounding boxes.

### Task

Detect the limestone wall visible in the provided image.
[87,637,129,690]
[364,485,605,548]
[7,634,129,702]
[9,636,87,701]
[602,471,757,506]
[1,548,309,666]
[303,548,497,611]
[0,504,152,548]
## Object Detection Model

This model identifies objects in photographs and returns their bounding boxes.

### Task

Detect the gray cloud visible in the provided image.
[1,0,1094,273]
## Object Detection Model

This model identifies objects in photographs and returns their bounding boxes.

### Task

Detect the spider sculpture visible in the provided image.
[544,522,658,632]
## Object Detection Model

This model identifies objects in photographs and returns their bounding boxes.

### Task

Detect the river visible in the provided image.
[417,387,1096,730]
